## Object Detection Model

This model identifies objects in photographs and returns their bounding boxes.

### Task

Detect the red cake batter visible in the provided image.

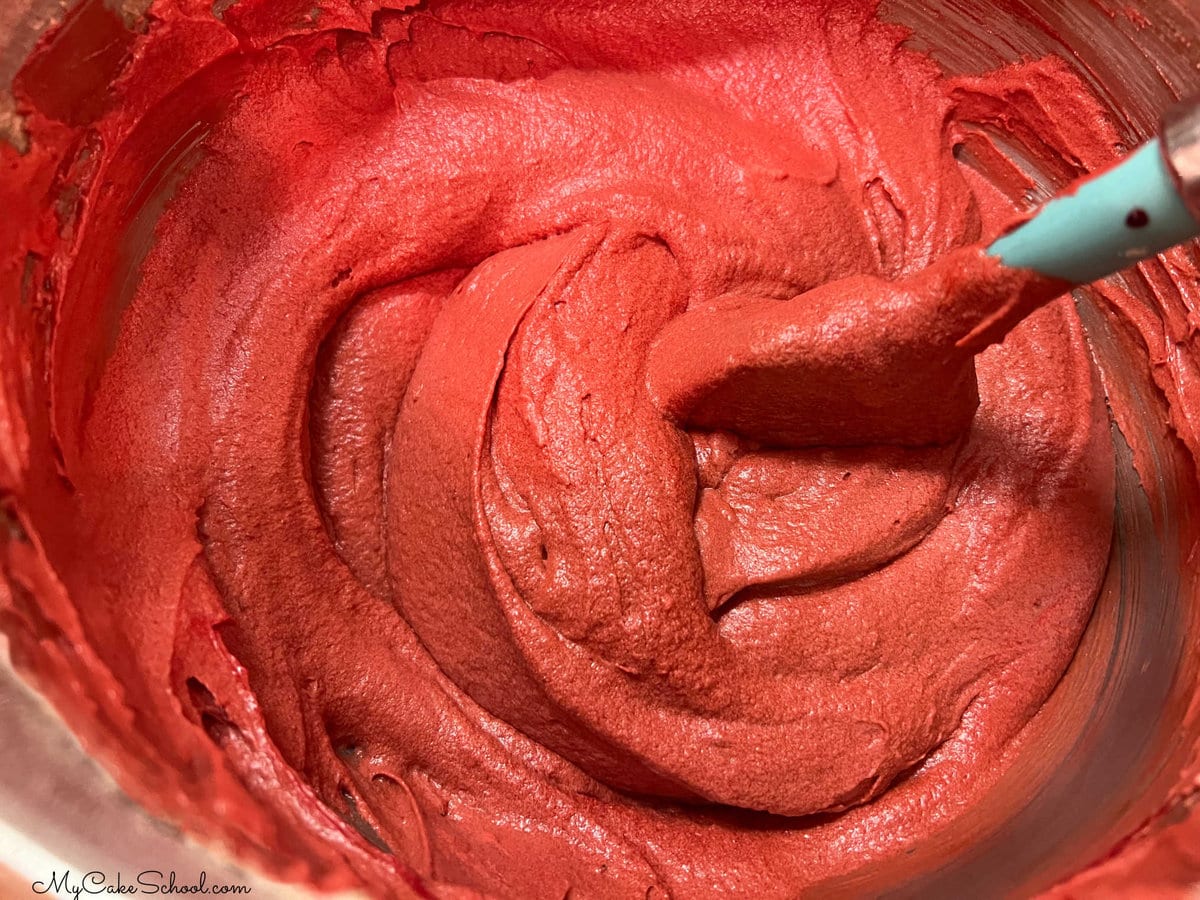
[1,0,1196,897]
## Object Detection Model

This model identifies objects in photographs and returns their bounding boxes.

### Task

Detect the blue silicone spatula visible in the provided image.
[987,96,1200,283]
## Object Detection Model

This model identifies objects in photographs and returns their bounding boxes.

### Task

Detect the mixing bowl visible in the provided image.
[1,1,1198,897]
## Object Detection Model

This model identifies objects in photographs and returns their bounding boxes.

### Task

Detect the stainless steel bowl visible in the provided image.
[2,1,1198,897]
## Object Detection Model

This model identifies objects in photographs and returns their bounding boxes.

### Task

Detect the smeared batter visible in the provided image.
[4,0,1190,896]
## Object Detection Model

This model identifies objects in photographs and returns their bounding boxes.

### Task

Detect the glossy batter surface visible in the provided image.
[0,0,1142,896]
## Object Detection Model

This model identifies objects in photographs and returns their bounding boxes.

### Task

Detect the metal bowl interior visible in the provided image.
[1,1,1198,897]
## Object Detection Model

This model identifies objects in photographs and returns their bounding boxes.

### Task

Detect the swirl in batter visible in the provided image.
[0,0,1158,896]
